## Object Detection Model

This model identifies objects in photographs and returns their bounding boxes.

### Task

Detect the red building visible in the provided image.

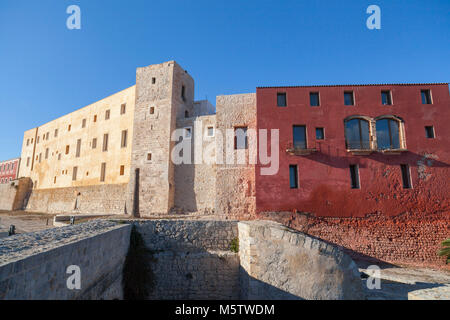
[256,83,450,218]
[0,158,20,184]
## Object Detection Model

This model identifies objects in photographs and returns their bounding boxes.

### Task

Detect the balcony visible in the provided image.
[286,147,318,156]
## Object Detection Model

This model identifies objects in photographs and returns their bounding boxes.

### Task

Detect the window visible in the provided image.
[147,153,152,161]
[152,77,156,84]
[345,118,370,150]
[310,92,320,107]
[94,115,97,122]
[293,125,307,149]
[150,106,155,115]
[381,91,392,105]
[103,134,109,152]
[121,104,126,115]
[45,148,49,160]
[46,132,49,140]
[207,126,214,137]
[184,127,192,139]
[400,164,412,189]
[421,90,432,104]
[92,138,97,149]
[316,128,324,140]
[65,145,70,155]
[100,163,106,182]
[31,138,34,144]
[37,136,40,144]
[289,165,298,189]
[54,177,57,184]
[54,129,58,138]
[58,154,61,160]
[349,165,360,189]
[234,127,248,149]
[82,119,86,128]
[105,109,110,120]
[181,85,186,101]
[68,124,71,131]
[27,157,30,167]
[376,118,400,150]
[185,110,189,118]
[344,91,354,106]
[277,93,287,107]
[425,126,435,138]
[72,167,78,181]
[26,139,30,146]
[121,130,128,148]
[120,165,125,176]
[76,139,81,157]
[39,153,42,163]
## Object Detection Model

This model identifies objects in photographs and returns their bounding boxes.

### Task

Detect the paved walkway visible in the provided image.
[0,211,55,237]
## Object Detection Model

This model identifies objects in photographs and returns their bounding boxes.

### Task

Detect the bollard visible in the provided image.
[8,225,16,236]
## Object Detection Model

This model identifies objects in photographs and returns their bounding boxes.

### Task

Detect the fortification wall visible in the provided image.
[25,183,128,215]
[238,220,365,300]
[0,178,32,211]
[0,221,131,300]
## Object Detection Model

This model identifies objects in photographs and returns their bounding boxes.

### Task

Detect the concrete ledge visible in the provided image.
[53,214,112,227]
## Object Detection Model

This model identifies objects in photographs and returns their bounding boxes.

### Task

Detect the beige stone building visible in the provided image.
[17,61,256,217]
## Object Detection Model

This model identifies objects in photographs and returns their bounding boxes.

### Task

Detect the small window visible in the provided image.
[26,139,30,146]
[400,164,412,189]
[68,124,71,131]
[289,165,298,189]
[293,125,307,149]
[120,165,125,176]
[54,129,58,137]
[72,166,78,181]
[349,165,360,189]
[121,130,128,148]
[45,148,49,160]
[65,145,70,155]
[76,139,81,158]
[94,115,97,122]
[277,93,287,107]
[121,104,126,115]
[31,138,34,144]
[184,127,192,139]
[37,136,40,144]
[425,126,435,138]
[58,154,61,160]
[54,176,57,184]
[344,91,354,106]
[26,157,30,167]
[150,106,155,115]
[234,127,248,149]
[152,77,156,84]
[147,153,152,161]
[82,119,86,128]
[421,90,432,104]
[100,163,106,182]
[92,138,97,149]
[207,126,214,137]
[103,134,109,152]
[381,91,392,105]
[310,92,320,107]
[185,110,189,118]
[39,153,42,163]
[181,85,186,101]
[46,132,49,140]
[316,128,324,140]
[105,109,110,120]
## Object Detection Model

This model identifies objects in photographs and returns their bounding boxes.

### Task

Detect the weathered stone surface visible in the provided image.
[238,220,365,300]
[408,285,450,300]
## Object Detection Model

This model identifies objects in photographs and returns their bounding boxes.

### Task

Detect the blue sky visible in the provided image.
[0,0,448,160]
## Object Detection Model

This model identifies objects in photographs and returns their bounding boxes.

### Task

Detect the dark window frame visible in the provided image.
[289,165,298,189]
[315,127,325,140]
[277,92,287,107]
[344,91,355,106]
[381,90,392,105]
[310,92,320,107]
[425,126,435,138]
[349,164,360,189]
[400,164,412,189]
[293,125,307,149]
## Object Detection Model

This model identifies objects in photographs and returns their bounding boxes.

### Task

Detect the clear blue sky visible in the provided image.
[0,0,448,160]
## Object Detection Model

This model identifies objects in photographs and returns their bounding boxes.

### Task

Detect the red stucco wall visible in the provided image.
[0,158,20,184]
[255,84,450,218]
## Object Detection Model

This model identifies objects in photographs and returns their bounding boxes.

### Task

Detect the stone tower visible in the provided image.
[126,61,194,217]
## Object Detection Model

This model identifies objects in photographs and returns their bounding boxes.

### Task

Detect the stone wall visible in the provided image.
[258,211,450,269]
[25,183,128,215]
[215,93,257,218]
[238,220,365,300]
[0,178,32,211]
[0,221,131,300]
[132,220,240,299]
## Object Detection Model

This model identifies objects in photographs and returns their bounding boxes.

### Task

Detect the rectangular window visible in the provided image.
[147,153,152,161]
[120,165,125,176]
[94,115,97,122]
[381,91,392,105]
[68,124,71,132]
[105,109,110,120]
[425,126,435,138]
[181,85,186,101]
[289,165,298,189]
[54,129,58,137]
[39,153,42,163]
[344,91,354,106]
[58,154,61,160]
[46,132,49,140]
[150,106,155,114]
[27,157,30,167]
[65,145,70,155]
[82,119,86,128]
[45,148,49,160]
[277,93,287,107]
[152,77,156,84]
[37,136,40,144]
[349,165,360,189]
[293,125,307,149]
[310,92,320,106]
[121,130,128,148]
[26,139,30,146]
[316,128,324,140]
[103,134,109,152]
[92,138,97,149]
[72,166,78,181]
[76,139,81,157]
[121,104,126,115]
[400,164,412,189]
[207,126,214,137]
[421,90,432,104]
[100,163,106,182]
[234,127,248,149]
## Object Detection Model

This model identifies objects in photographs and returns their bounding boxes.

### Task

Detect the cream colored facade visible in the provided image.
[18,86,135,189]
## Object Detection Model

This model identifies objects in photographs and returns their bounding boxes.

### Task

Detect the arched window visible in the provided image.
[345,118,371,150]
[376,118,401,150]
